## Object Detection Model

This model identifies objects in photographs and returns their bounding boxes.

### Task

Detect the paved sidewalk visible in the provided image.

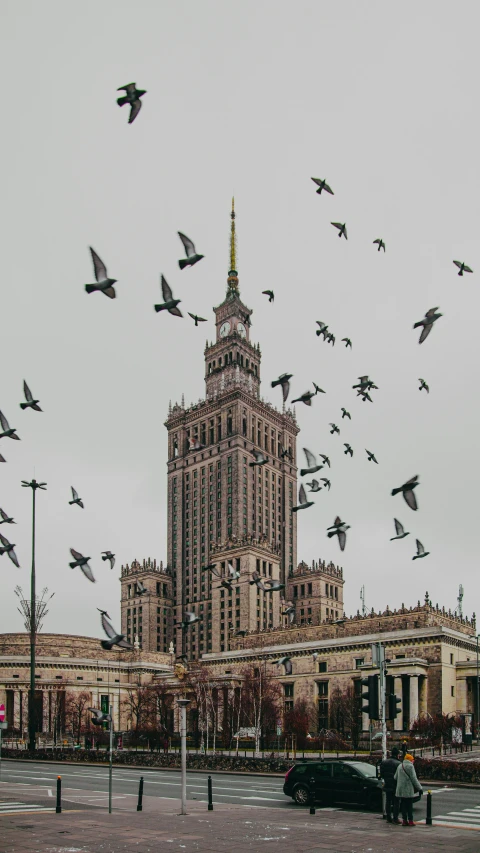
[1,794,480,853]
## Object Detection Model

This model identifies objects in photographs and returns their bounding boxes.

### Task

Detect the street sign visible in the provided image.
[0,703,5,722]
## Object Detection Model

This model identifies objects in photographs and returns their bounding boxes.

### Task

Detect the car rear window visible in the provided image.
[348,763,377,778]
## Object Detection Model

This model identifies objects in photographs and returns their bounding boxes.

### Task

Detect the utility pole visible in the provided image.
[177,697,190,815]
[108,704,113,814]
[21,478,47,753]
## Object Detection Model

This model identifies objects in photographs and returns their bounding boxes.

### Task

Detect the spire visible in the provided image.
[227,197,239,297]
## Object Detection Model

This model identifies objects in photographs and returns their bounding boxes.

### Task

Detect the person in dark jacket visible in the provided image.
[380,746,401,823]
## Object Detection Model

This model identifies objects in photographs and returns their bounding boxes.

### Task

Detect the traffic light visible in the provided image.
[387,693,401,720]
[361,675,379,719]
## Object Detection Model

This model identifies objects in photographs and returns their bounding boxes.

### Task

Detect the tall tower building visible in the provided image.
[165,201,299,655]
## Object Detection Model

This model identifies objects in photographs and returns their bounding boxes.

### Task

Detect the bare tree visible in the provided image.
[283,698,315,747]
[238,664,282,756]
[328,684,361,748]
[122,686,153,732]
[64,691,91,743]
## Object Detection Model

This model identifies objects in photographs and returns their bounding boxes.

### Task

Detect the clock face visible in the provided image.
[237,322,246,338]
[219,321,231,338]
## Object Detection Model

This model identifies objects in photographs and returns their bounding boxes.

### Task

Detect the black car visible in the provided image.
[283,760,383,809]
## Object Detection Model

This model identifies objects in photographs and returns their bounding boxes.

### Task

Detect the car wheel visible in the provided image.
[293,785,310,805]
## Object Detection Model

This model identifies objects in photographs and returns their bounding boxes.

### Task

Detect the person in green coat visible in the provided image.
[394,753,423,826]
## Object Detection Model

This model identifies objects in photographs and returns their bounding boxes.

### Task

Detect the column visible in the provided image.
[418,675,427,715]
[409,676,419,727]
[13,690,21,730]
[394,677,403,731]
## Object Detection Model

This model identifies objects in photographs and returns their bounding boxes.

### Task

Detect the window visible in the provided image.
[317,682,328,729]
[284,683,294,698]
[355,658,365,669]
[318,661,327,673]
[450,653,454,665]
[451,685,455,697]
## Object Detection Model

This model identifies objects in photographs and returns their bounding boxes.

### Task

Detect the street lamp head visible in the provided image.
[177,698,190,708]
[21,479,47,490]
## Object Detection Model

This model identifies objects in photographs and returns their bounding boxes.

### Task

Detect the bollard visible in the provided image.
[426,790,432,825]
[56,776,62,814]
[137,776,144,812]
[207,775,213,811]
[309,778,316,815]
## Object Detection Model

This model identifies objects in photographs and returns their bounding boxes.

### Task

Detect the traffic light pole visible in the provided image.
[379,646,387,763]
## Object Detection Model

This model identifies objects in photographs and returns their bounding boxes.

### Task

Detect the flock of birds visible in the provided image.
[1,84,473,671]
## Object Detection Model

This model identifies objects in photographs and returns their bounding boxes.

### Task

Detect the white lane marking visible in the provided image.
[432,819,480,830]
[48,789,53,797]
[436,812,480,820]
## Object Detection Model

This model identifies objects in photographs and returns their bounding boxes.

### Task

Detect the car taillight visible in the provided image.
[284,766,295,781]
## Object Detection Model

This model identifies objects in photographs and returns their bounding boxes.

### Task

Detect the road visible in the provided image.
[1,759,480,828]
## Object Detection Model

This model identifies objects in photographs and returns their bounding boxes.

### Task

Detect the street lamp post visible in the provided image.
[177,698,190,815]
[21,479,47,753]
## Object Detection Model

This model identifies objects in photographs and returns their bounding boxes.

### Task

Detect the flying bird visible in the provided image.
[311,177,334,195]
[344,443,353,457]
[202,562,221,577]
[234,629,247,637]
[276,656,292,675]
[357,390,373,403]
[306,479,322,492]
[271,373,292,403]
[228,561,240,580]
[101,551,115,569]
[265,580,285,593]
[319,454,330,467]
[419,378,429,393]
[283,606,295,624]
[0,453,5,463]
[178,233,204,270]
[280,445,293,461]
[316,322,329,339]
[249,571,266,591]
[353,376,373,391]
[117,82,146,124]
[342,338,352,348]
[0,412,20,441]
[249,450,267,467]
[326,517,350,551]
[69,487,84,509]
[373,238,385,252]
[220,579,234,593]
[85,248,117,298]
[292,483,314,512]
[181,611,201,629]
[188,438,205,451]
[188,313,207,326]
[313,383,326,395]
[291,390,315,406]
[0,508,15,524]
[136,581,147,595]
[412,539,430,560]
[453,260,473,276]
[341,408,351,419]
[329,423,340,435]
[99,611,133,650]
[300,448,323,477]
[176,654,189,666]
[20,381,42,412]
[0,533,20,567]
[391,475,419,511]
[154,275,183,317]
[413,307,442,344]
[320,478,331,490]
[331,222,347,240]
[326,333,335,346]
[262,290,274,302]
[88,707,112,724]
[312,651,321,662]
[69,548,95,582]
[390,518,409,540]
[365,449,378,463]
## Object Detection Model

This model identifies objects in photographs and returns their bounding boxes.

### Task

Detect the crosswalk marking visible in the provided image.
[419,804,480,831]
[0,801,55,815]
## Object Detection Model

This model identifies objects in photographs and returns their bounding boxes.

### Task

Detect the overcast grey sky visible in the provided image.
[1,0,479,639]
